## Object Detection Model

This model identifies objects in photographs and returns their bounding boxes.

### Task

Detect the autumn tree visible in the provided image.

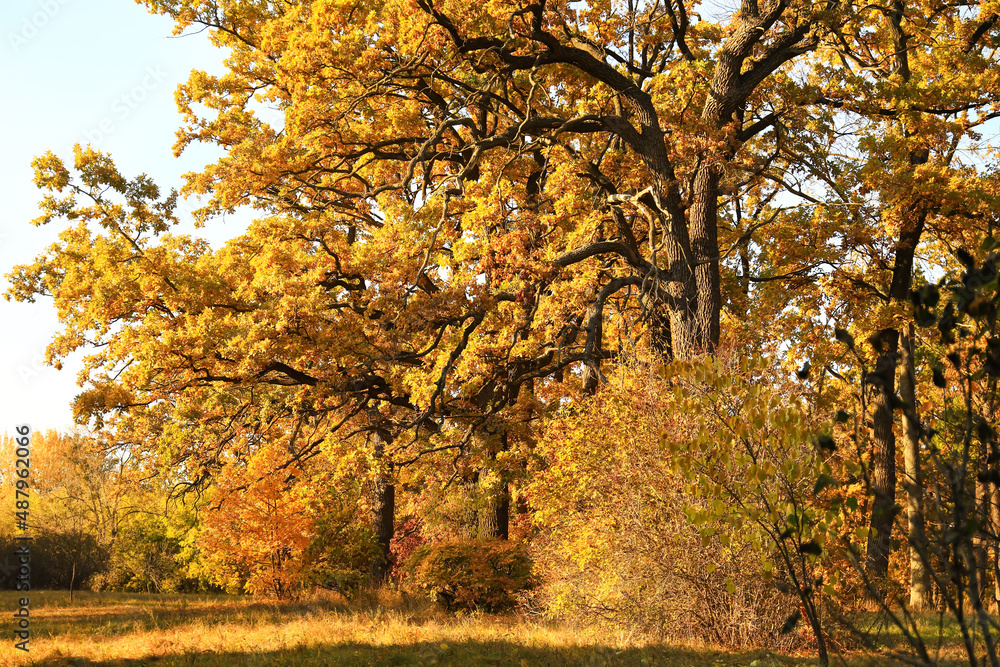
[794,0,1000,590]
[145,0,839,358]
[0,429,195,593]
[6,0,846,584]
[28,430,145,550]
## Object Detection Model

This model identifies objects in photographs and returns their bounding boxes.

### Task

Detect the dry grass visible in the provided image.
[0,590,984,666]
[0,590,815,666]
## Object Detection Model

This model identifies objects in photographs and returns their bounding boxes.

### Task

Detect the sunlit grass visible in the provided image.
[0,590,818,666]
[0,590,980,666]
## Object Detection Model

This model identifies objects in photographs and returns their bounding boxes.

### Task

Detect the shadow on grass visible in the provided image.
[2,590,446,639]
[29,603,330,639]
[30,640,803,667]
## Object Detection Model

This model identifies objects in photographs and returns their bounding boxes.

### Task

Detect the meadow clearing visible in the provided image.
[0,590,981,666]
[0,590,819,666]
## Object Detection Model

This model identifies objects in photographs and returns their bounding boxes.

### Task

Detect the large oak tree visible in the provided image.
[17,0,1000,595]
[8,0,836,576]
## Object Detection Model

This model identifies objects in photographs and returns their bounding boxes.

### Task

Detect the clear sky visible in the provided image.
[0,0,247,433]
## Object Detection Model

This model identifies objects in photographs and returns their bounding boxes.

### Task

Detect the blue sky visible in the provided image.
[0,0,247,432]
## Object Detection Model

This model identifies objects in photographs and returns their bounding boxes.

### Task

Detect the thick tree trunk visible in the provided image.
[480,432,511,539]
[368,430,395,585]
[639,285,674,359]
[479,480,510,540]
[688,166,722,349]
[900,323,931,608]
[369,475,395,584]
[582,302,602,393]
[657,207,706,360]
[865,212,925,580]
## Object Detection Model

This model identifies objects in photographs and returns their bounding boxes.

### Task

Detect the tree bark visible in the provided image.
[479,479,510,540]
[866,335,900,580]
[582,302,602,393]
[900,323,931,608]
[479,431,511,540]
[459,471,480,539]
[653,185,705,360]
[865,212,925,580]
[368,430,395,585]
[688,163,722,350]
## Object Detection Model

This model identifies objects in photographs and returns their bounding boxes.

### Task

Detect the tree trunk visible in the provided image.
[688,166,722,350]
[977,425,992,595]
[866,335,899,580]
[459,472,479,539]
[656,200,705,361]
[479,431,511,540]
[992,481,1000,613]
[369,475,395,584]
[864,212,925,581]
[368,430,395,585]
[582,302,602,393]
[900,323,931,608]
[479,479,510,540]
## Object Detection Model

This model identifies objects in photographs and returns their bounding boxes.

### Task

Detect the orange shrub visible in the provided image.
[404,539,535,612]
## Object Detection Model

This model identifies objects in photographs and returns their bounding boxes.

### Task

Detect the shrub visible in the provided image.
[404,538,535,612]
[528,353,819,650]
[389,516,425,583]
[107,511,207,593]
[0,530,106,591]
[301,502,380,599]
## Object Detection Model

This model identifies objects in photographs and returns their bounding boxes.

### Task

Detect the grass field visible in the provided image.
[0,590,817,667]
[0,590,977,666]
